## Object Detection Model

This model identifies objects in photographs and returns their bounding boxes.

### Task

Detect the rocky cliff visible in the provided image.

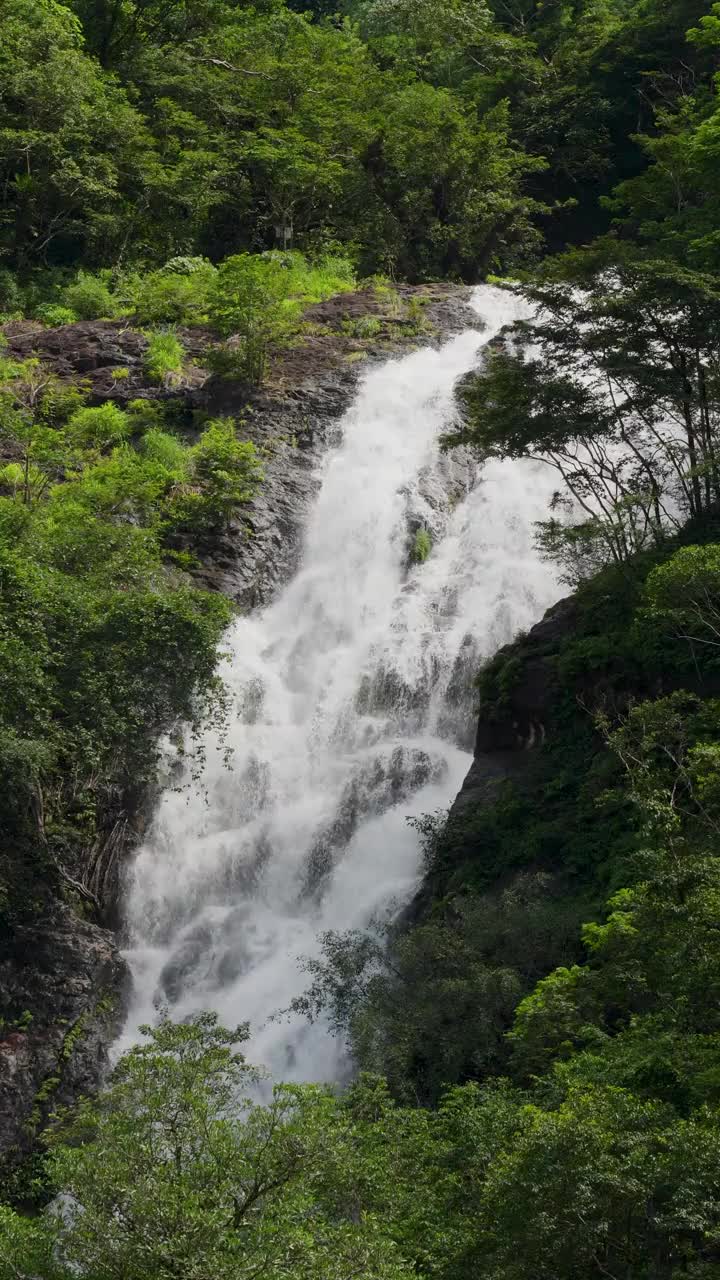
[0,284,479,1170]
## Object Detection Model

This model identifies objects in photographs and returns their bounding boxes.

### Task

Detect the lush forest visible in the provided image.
[3,0,720,1276]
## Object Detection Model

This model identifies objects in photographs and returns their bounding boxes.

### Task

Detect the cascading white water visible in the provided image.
[117,286,560,1080]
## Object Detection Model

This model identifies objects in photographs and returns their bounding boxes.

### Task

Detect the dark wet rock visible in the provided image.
[159,924,215,1004]
[0,903,127,1161]
[4,318,208,405]
[189,371,359,608]
[416,595,579,901]
[473,595,578,754]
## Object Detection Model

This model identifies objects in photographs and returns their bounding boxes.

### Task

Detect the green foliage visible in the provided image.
[3,1014,413,1280]
[342,314,383,339]
[0,372,260,938]
[0,1204,60,1280]
[0,0,714,286]
[35,304,78,328]
[642,544,720,662]
[167,418,264,533]
[209,254,299,383]
[411,527,432,564]
[0,0,147,270]
[448,257,720,573]
[139,427,189,473]
[64,402,130,450]
[143,330,185,385]
[125,258,217,326]
[210,254,296,340]
[289,873,588,1104]
[270,250,356,303]
[62,273,117,321]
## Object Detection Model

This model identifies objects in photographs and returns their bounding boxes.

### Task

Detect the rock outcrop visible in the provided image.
[413,595,581,905]
[0,903,126,1167]
[451,596,576,810]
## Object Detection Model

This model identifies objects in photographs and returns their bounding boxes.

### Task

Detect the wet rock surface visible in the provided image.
[428,596,579,892]
[0,903,127,1162]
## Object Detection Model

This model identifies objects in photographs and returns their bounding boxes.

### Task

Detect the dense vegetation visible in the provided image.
[0,356,263,933]
[3,0,720,1276]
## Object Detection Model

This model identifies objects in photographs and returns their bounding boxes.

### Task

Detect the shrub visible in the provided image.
[270,250,356,303]
[65,403,130,450]
[209,254,298,384]
[206,251,356,385]
[35,304,78,327]
[125,398,167,433]
[0,270,23,316]
[405,296,429,333]
[204,339,267,384]
[412,527,432,563]
[342,314,382,339]
[143,330,185,385]
[62,272,116,321]
[165,418,262,532]
[127,259,217,326]
[0,378,263,941]
[140,428,189,476]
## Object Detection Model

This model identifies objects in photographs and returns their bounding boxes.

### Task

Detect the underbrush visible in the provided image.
[0,355,262,941]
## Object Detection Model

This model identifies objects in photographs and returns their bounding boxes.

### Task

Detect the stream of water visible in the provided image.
[117,285,560,1081]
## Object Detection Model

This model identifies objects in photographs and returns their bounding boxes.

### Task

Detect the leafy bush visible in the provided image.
[35,304,78,327]
[270,250,356,303]
[143,330,185,384]
[204,341,254,382]
[210,254,290,339]
[0,270,23,317]
[411,527,432,563]
[291,872,587,1103]
[126,258,217,326]
[139,427,189,474]
[64,403,130,450]
[0,1015,416,1280]
[404,296,429,333]
[62,272,116,321]
[642,544,720,657]
[165,418,262,533]
[0,377,261,938]
[342,314,382,338]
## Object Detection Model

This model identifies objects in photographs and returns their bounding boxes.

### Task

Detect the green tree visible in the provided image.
[643,545,720,659]
[448,255,720,572]
[2,1014,413,1280]
[166,418,263,531]
[209,254,298,382]
[0,0,148,269]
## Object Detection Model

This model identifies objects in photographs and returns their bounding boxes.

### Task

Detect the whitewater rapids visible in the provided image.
[117,285,559,1081]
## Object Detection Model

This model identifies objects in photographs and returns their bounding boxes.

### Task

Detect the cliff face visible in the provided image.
[452,597,578,812]
[0,905,127,1177]
[428,552,672,910]
[412,594,588,917]
[0,284,478,1166]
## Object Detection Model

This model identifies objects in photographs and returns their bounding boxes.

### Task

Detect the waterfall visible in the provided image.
[117,285,560,1080]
